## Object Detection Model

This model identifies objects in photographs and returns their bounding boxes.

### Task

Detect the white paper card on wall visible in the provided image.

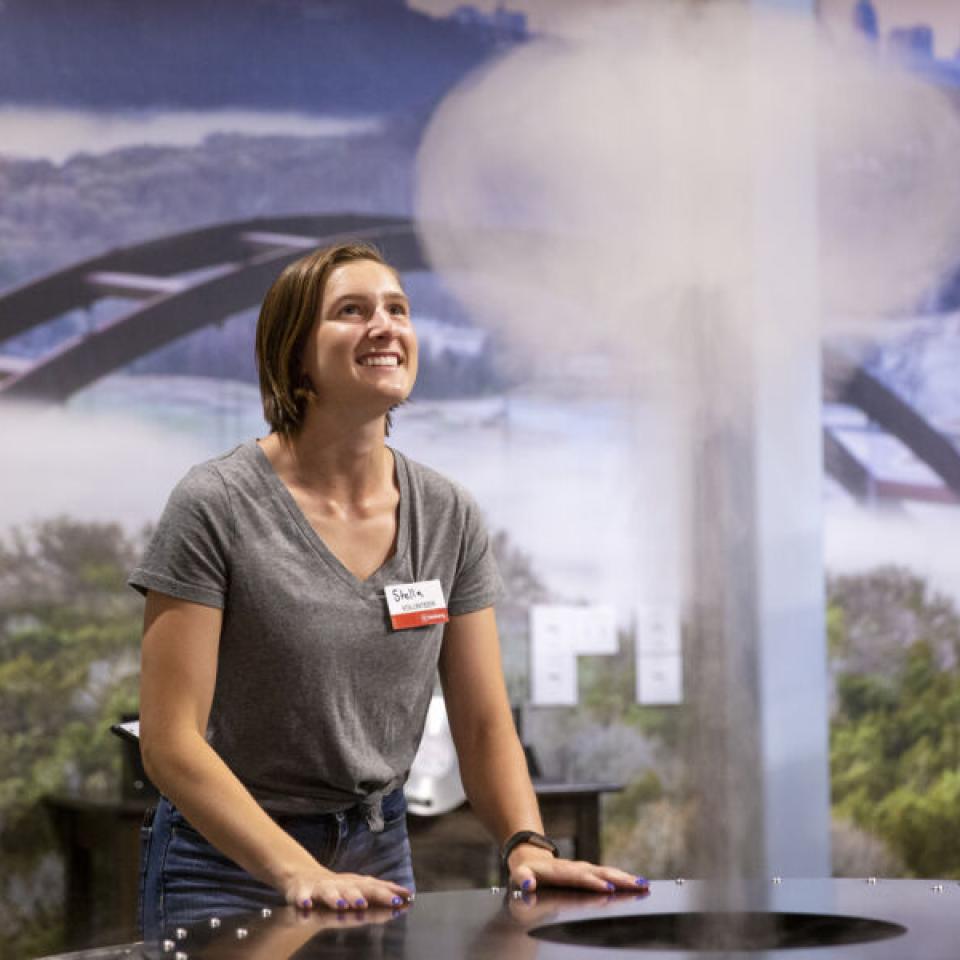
[530,605,577,705]
[574,604,619,654]
[529,604,620,706]
[636,605,681,655]
[636,654,683,705]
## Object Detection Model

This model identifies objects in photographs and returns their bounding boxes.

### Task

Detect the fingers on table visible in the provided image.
[291,876,412,911]
[515,859,648,894]
[548,860,622,893]
[598,865,650,891]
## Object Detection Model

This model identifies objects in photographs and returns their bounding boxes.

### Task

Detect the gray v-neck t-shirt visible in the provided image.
[129,440,503,816]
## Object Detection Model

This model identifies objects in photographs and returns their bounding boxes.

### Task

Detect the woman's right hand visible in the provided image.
[282,866,412,911]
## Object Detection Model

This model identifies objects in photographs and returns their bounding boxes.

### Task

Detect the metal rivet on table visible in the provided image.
[209,917,221,928]
[236,927,249,939]
[261,908,272,918]
[772,877,783,885]
[161,941,175,954]
[490,886,502,894]
[867,877,878,885]
[175,928,187,940]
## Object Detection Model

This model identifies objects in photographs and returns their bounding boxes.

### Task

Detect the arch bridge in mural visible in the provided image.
[0,213,957,508]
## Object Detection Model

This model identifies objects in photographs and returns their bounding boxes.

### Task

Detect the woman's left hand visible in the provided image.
[507,845,648,894]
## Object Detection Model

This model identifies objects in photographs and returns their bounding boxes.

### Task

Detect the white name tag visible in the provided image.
[385,580,449,630]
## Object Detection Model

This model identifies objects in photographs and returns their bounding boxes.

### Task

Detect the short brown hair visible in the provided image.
[255,241,397,436]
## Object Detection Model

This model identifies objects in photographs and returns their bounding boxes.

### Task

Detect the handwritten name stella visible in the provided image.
[390,586,426,603]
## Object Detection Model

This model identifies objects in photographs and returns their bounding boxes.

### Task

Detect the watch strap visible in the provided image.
[500,829,559,867]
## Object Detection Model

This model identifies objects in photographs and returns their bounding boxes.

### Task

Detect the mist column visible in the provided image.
[751,0,831,876]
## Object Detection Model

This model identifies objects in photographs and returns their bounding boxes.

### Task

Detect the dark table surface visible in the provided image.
[37,878,960,960]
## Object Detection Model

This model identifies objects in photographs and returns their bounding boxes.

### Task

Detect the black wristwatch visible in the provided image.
[500,830,560,868]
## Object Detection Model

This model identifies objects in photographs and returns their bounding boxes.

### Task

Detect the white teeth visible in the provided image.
[360,355,399,367]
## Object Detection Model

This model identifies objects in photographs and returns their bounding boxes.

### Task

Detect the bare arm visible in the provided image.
[438,607,642,893]
[139,591,410,910]
[438,608,542,843]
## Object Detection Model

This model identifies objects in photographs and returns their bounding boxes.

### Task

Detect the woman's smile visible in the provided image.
[358,353,400,367]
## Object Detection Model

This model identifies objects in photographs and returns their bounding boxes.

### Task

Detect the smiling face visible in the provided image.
[302,259,419,418]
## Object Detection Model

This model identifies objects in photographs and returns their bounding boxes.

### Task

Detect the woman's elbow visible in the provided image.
[139,722,202,790]
[139,729,173,789]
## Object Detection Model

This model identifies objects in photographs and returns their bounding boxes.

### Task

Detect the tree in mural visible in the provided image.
[0,517,144,957]
[830,566,960,877]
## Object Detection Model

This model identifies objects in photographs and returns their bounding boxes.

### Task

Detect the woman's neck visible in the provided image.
[261,408,393,506]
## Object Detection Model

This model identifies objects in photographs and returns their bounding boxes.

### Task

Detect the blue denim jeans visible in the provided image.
[139,788,415,941]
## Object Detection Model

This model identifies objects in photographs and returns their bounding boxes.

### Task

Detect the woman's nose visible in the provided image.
[368,306,396,337]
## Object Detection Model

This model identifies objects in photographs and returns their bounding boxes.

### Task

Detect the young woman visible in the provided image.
[132,242,642,938]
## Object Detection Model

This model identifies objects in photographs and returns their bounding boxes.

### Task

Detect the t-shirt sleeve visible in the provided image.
[447,490,505,617]
[128,465,233,609]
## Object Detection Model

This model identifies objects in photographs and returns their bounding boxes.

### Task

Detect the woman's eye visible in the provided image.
[389,304,409,317]
[340,303,362,317]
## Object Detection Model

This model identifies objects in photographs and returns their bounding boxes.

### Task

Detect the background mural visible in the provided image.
[2,0,960,955]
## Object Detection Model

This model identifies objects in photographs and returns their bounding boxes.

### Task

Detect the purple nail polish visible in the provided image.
[336,899,347,909]
[635,876,649,886]
[355,898,366,908]
[392,896,402,906]
[606,881,616,891]
[521,879,532,891]
[301,899,312,909]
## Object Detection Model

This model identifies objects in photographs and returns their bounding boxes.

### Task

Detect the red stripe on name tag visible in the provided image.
[391,608,450,630]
